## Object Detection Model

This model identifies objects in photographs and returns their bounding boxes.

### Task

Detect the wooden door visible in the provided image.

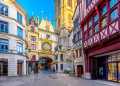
[77,65,83,77]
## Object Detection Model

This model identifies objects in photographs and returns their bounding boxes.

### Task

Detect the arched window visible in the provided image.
[68,0,72,7]
[61,64,63,70]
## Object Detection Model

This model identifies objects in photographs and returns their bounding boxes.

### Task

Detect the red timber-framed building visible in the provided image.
[78,0,120,83]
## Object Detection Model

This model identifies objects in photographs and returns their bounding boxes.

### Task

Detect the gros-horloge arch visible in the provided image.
[38,53,54,70]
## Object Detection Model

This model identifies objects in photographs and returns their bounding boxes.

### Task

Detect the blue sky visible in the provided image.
[16,0,55,29]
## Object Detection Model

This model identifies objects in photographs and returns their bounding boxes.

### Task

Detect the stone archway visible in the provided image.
[38,53,55,71]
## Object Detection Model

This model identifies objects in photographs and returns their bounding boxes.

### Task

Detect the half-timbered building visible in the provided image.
[78,0,120,82]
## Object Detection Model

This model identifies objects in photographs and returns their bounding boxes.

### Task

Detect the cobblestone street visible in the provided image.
[0,71,119,86]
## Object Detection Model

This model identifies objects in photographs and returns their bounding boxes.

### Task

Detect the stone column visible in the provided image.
[22,59,26,75]
[8,55,17,76]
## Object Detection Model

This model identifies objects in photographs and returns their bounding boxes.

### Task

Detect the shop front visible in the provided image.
[17,59,24,76]
[0,57,8,76]
[28,61,39,74]
[91,51,120,83]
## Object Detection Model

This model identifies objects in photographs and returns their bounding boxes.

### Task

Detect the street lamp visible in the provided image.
[28,48,31,52]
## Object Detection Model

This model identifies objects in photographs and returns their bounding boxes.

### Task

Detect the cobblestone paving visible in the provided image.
[0,71,119,86]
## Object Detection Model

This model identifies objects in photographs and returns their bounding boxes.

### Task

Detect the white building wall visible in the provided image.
[0,0,28,76]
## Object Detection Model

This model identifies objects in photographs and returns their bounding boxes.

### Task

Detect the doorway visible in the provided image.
[91,56,107,80]
[0,62,8,76]
[0,63,3,75]
[77,65,83,77]
[39,58,52,70]
[17,63,22,75]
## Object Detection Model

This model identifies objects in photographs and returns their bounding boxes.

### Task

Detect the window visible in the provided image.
[95,24,99,32]
[101,6,107,16]
[55,55,58,60]
[89,20,92,27]
[0,4,8,16]
[61,64,63,70]
[79,49,82,56]
[89,29,92,37]
[0,39,9,52]
[74,18,79,29]
[31,36,36,41]
[31,44,36,50]
[87,0,91,5]
[17,43,23,54]
[110,9,118,21]
[0,21,8,33]
[74,33,78,42]
[17,12,22,24]
[94,15,98,22]
[17,27,22,38]
[76,50,78,57]
[31,26,34,32]
[55,47,58,52]
[68,0,72,7]
[56,64,58,70]
[79,31,82,40]
[31,55,36,61]
[110,0,117,8]
[102,17,107,27]
[59,46,62,51]
[61,54,63,61]
[46,34,50,39]
[74,35,76,43]
[31,21,34,25]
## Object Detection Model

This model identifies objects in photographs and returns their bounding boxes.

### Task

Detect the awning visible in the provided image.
[0,58,8,62]
[17,59,24,63]
[27,61,39,63]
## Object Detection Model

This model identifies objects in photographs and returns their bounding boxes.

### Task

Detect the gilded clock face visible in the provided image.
[42,42,51,51]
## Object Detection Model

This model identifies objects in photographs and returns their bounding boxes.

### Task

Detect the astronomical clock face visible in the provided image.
[42,42,51,51]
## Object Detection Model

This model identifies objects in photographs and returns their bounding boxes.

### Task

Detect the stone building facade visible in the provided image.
[0,0,28,76]
[28,14,58,73]
[73,4,85,78]
[54,0,77,72]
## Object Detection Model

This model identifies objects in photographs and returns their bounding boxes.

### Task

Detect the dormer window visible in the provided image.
[31,26,34,32]
[31,21,34,25]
